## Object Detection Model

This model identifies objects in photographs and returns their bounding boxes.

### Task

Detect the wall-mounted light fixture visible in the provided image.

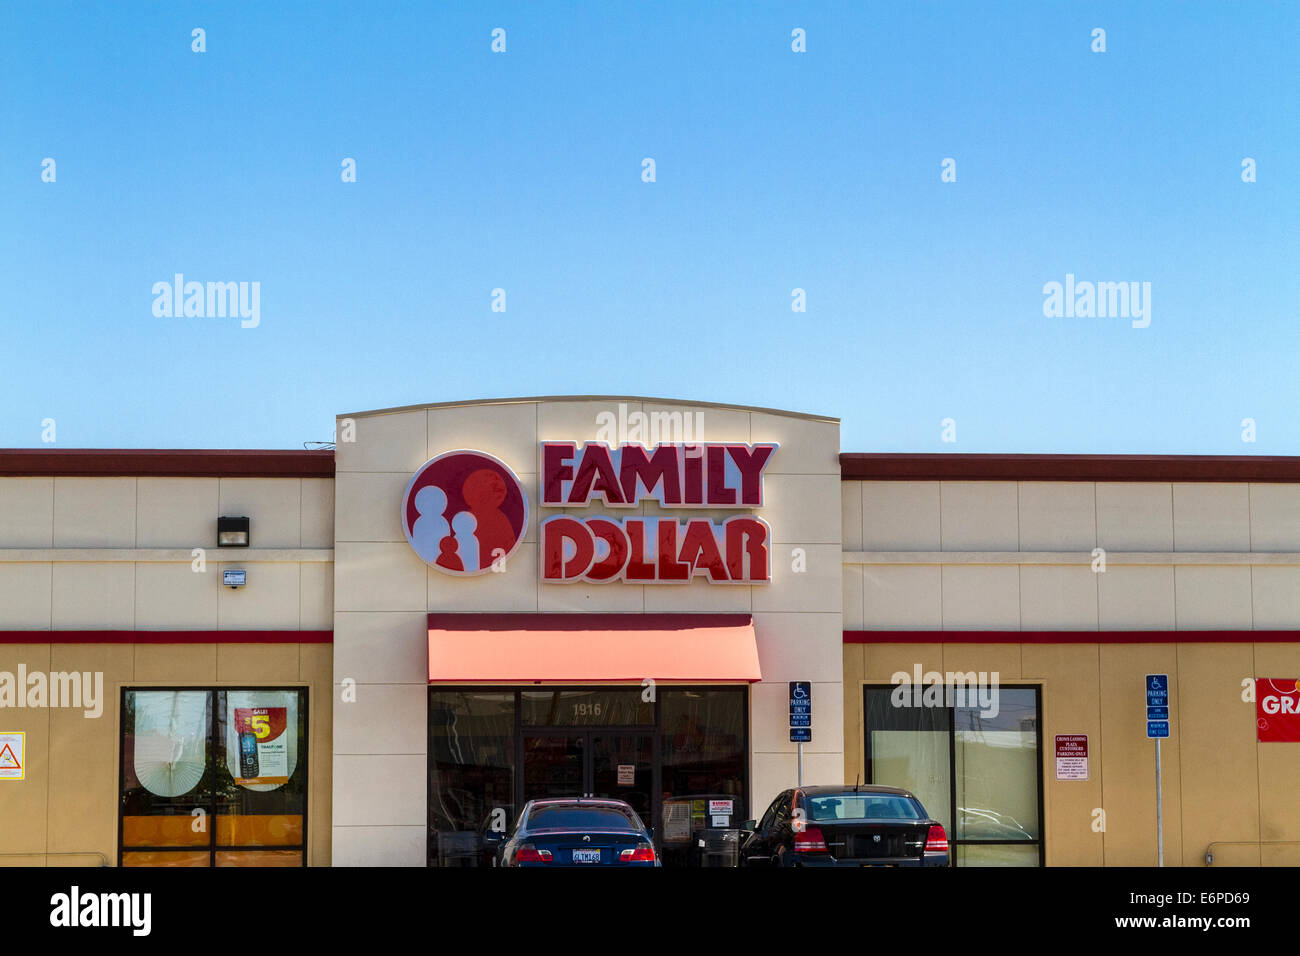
[218,516,250,547]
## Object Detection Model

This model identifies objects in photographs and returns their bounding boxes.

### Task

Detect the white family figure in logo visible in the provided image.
[411,482,488,572]
[451,510,480,571]
[410,486,451,564]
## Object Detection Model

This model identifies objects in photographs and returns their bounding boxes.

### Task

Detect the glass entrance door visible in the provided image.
[521,731,654,825]
[522,734,585,800]
[590,733,653,823]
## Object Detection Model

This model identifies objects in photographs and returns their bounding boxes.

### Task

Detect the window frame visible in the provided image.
[862,683,1045,866]
[117,685,310,868]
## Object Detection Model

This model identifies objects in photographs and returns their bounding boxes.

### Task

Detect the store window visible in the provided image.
[659,689,747,864]
[119,688,308,867]
[428,691,516,867]
[863,684,1042,866]
[427,685,748,867]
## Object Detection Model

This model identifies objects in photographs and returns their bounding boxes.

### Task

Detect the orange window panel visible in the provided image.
[121,850,210,867]
[216,814,304,847]
[122,815,210,847]
[215,850,302,867]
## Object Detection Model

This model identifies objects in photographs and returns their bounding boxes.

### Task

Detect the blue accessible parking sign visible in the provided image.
[790,682,811,743]
[1146,674,1171,738]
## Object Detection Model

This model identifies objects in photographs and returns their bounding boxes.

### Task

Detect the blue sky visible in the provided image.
[2,1,1296,453]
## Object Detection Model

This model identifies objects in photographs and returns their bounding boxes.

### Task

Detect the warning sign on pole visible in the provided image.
[1054,734,1088,780]
[0,732,24,781]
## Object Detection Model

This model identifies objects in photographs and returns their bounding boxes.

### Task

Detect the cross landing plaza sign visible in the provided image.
[402,442,777,585]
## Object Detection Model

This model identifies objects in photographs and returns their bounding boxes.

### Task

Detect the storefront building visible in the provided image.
[1,396,1298,867]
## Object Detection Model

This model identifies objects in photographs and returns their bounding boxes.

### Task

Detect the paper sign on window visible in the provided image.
[233,707,290,786]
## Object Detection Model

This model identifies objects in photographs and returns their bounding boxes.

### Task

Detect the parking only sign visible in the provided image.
[789,682,811,740]
[1054,735,1089,780]
[1146,674,1171,738]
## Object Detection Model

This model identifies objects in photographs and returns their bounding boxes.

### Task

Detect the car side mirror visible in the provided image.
[483,830,505,846]
[646,827,655,841]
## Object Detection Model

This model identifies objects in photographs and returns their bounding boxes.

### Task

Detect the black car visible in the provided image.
[488,798,660,867]
[738,785,949,867]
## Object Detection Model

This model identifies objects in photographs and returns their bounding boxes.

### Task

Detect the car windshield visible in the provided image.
[527,806,641,831]
[805,794,923,821]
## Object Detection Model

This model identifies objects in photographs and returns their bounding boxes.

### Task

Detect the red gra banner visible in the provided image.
[1256,678,1300,742]
[539,442,777,584]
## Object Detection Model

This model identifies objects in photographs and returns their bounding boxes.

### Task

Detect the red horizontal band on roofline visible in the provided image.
[845,630,1300,644]
[0,449,334,478]
[0,630,333,644]
[428,613,752,631]
[839,453,1300,483]
[3,449,1296,482]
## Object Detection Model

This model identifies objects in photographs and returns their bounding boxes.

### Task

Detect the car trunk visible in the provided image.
[531,830,645,865]
[817,821,928,862]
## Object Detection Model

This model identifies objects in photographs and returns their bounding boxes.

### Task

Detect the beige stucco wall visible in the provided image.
[842,479,1300,866]
[844,640,1300,867]
[0,476,334,631]
[332,397,843,866]
[0,474,336,865]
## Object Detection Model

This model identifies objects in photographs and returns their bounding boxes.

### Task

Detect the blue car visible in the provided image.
[490,798,660,867]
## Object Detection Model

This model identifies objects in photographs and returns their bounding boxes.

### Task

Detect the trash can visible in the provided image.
[660,794,745,866]
[695,827,740,868]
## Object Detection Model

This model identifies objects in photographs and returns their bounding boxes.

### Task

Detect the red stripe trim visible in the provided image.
[844,630,1300,644]
[839,453,1300,483]
[428,613,752,631]
[0,630,332,644]
[0,449,334,478]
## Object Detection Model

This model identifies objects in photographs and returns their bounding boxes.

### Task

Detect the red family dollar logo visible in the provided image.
[402,450,529,575]
[1256,678,1300,742]
[539,441,776,584]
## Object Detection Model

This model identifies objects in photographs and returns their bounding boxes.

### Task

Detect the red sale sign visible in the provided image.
[1256,679,1300,742]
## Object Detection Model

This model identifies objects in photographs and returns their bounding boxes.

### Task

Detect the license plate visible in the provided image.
[572,849,601,863]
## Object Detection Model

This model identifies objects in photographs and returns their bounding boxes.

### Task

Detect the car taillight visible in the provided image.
[516,844,553,863]
[619,843,656,862]
[793,825,827,852]
[925,825,948,853]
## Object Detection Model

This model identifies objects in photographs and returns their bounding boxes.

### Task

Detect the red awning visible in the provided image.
[427,613,761,683]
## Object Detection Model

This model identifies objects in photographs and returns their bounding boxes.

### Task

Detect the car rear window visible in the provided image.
[527,806,640,830]
[805,794,923,821]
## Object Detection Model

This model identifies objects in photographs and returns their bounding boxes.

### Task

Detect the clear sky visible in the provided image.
[2,1,1296,454]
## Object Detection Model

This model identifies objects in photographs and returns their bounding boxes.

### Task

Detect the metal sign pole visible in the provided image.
[797,742,803,787]
[1156,738,1163,867]
[1146,673,1169,867]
